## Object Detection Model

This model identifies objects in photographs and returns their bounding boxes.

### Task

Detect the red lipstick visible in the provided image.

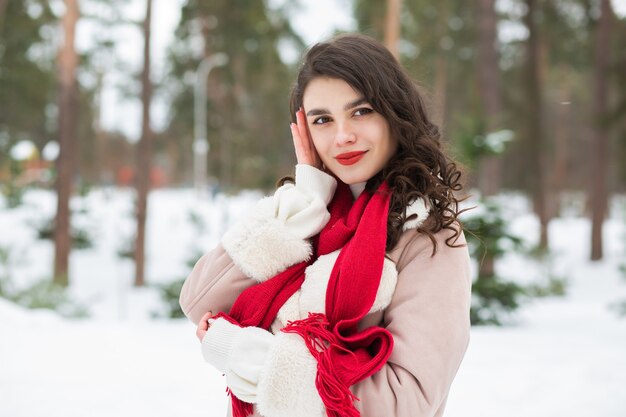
[336,151,367,166]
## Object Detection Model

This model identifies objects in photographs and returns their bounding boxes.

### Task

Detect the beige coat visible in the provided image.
[180,224,471,417]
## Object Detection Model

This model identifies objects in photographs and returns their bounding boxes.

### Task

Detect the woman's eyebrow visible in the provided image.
[306,97,369,117]
[343,97,368,110]
[306,108,328,117]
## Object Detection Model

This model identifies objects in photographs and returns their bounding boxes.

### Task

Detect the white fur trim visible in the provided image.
[275,249,398,323]
[256,332,325,417]
[222,196,312,282]
[274,291,301,331]
[222,167,337,282]
[297,250,340,316]
[370,258,398,312]
[403,197,430,230]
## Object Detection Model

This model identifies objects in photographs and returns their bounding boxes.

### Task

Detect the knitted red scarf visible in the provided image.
[218,180,394,417]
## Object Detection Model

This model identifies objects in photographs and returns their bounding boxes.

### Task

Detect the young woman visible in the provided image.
[180,34,471,417]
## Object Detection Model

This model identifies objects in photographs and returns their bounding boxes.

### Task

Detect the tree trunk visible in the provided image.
[134,0,153,286]
[384,0,401,59]
[0,0,8,32]
[433,56,448,130]
[432,3,449,131]
[552,68,570,197]
[589,0,613,261]
[524,0,549,250]
[476,0,503,197]
[53,0,79,286]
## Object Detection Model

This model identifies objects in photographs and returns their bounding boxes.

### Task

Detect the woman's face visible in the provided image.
[302,77,397,185]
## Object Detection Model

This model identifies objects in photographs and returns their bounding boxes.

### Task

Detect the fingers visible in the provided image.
[200,311,213,328]
[291,108,310,164]
[295,108,309,148]
[196,327,206,341]
[290,122,305,164]
[196,311,213,341]
[291,107,321,168]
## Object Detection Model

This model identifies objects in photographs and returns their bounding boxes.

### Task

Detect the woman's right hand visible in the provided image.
[291,107,323,170]
[196,311,214,342]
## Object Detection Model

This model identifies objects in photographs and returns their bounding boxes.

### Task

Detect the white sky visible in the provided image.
[613,0,626,15]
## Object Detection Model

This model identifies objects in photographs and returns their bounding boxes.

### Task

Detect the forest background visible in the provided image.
[0,0,625,300]
[2,2,626,416]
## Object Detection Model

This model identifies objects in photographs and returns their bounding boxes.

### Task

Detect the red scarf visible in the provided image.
[218,180,394,417]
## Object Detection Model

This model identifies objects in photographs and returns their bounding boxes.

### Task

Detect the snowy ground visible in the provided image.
[1,188,625,417]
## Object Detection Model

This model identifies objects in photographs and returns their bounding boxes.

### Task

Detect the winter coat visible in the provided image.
[179,165,472,417]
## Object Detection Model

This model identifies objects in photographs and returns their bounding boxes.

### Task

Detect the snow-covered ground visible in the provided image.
[1,188,625,417]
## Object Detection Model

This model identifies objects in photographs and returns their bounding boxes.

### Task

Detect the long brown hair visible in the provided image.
[287,33,467,253]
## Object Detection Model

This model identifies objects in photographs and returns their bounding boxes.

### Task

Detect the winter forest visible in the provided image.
[1,0,626,416]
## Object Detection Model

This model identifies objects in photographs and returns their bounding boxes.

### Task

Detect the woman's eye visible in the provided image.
[313,116,332,125]
[354,107,374,117]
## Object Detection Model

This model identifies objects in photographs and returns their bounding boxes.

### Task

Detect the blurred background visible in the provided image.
[1,0,625,416]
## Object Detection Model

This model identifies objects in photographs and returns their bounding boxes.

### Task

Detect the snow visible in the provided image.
[1,188,625,417]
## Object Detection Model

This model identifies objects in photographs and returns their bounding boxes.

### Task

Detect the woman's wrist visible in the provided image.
[220,164,336,281]
[295,164,337,205]
[201,317,243,373]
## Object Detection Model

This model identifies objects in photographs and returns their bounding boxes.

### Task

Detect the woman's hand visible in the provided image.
[291,107,322,170]
[196,311,214,342]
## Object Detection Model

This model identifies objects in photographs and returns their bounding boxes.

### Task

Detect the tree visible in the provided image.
[611,6,626,191]
[475,0,503,197]
[384,0,401,58]
[134,0,154,286]
[165,1,303,190]
[523,0,550,250]
[54,0,80,286]
[0,0,8,33]
[353,0,386,38]
[589,0,614,260]
[0,0,56,166]
[78,0,134,185]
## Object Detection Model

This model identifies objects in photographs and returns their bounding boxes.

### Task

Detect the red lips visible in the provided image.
[336,151,367,166]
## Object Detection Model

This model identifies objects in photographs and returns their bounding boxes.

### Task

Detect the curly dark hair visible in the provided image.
[286,33,467,254]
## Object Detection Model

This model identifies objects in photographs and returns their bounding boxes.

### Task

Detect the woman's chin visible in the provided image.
[334,171,370,185]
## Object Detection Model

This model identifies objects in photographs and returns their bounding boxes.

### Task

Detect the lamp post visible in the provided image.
[194,52,228,198]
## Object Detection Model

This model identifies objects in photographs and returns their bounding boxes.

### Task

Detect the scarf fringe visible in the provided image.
[283,313,360,417]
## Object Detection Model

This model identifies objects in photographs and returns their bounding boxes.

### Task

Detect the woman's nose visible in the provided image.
[334,122,356,146]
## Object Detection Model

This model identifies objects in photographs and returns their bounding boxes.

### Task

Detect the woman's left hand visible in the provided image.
[291,107,323,170]
[196,311,214,341]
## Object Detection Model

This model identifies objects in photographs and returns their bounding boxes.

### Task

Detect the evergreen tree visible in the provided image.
[164,0,304,190]
[353,0,480,169]
[0,0,57,166]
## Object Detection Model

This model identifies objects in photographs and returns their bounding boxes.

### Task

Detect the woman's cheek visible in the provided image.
[310,134,325,156]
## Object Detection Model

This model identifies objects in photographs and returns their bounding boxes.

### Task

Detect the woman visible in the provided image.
[180,33,471,417]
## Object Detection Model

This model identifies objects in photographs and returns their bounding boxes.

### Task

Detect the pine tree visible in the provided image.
[588,0,614,261]
[134,0,154,287]
[54,0,80,286]
[0,1,56,164]
[164,1,304,190]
